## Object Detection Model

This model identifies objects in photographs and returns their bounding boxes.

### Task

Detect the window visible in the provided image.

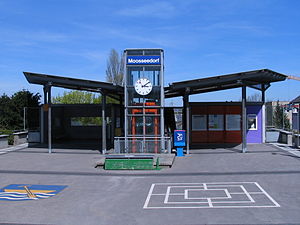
[226,114,241,131]
[71,117,102,126]
[208,115,224,130]
[247,114,257,130]
[192,115,207,130]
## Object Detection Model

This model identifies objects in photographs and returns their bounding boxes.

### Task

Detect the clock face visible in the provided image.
[134,78,153,96]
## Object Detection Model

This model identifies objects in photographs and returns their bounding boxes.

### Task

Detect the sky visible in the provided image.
[0,0,299,106]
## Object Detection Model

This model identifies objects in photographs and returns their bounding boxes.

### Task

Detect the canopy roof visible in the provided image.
[164,69,287,98]
[24,69,287,99]
[23,72,124,97]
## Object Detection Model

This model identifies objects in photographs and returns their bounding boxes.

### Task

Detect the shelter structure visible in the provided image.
[24,49,288,154]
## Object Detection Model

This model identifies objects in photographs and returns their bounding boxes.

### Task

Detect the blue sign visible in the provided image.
[174,130,186,147]
[127,55,161,65]
[0,184,67,201]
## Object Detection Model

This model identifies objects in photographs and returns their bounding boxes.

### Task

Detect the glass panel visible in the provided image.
[144,87,161,105]
[226,114,241,131]
[192,115,207,130]
[127,67,143,86]
[208,114,224,130]
[144,67,160,86]
[71,117,102,126]
[128,116,143,135]
[126,50,143,55]
[247,114,257,130]
[127,87,144,106]
[145,116,160,135]
[144,50,161,55]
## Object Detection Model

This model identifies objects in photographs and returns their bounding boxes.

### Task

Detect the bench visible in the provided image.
[0,135,9,149]
[104,155,159,170]
[278,130,293,145]
[13,131,28,145]
[293,134,300,148]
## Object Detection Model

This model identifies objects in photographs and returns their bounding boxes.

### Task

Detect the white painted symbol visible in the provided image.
[177,133,183,141]
[143,182,280,209]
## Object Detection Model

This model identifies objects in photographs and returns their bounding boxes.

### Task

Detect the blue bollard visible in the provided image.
[176,147,184,157]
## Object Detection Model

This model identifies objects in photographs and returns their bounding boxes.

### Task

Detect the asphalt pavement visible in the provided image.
[0,144,299,225]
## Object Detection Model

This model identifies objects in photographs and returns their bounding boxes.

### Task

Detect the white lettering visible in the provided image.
[127,57,160,64]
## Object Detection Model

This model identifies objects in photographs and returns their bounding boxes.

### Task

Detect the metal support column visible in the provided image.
[102,93,107,154]
[183,89,190,154]
[47,84,52,154]
[261,86,266,143]
[242,85,247,153]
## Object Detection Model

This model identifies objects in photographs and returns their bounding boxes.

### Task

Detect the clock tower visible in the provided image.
[124,49,165,153]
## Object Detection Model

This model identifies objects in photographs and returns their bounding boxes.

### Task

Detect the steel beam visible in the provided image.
[262,86,266,143]
[102,93,107,154]
[242,86,247,153]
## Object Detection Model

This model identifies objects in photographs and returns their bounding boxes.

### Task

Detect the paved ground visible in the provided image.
[0,144,300,225]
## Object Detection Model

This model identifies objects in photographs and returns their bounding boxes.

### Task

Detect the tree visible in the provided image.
[247,93,262,102]
[52,91,101,104]
[0,90,41,130]
[273,101,290,130]
[52,90,119,104]
[105,49,124,85]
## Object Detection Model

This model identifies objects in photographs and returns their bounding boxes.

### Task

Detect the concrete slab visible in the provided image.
[94,153,176,168]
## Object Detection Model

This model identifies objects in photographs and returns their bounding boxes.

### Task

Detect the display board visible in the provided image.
[226,114,241,131]
[208,114,224,130]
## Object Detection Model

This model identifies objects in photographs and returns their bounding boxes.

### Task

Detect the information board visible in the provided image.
[174,130,186,147]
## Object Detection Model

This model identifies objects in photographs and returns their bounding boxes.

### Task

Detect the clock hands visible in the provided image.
[142,81,150,87]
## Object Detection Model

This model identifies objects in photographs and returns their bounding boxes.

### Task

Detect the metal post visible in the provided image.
[102,93,107,154]
[23,107,26,131]
[47,85,52,154]
[40,106,44,143]
[160,50,165,152]
[242,86,247,153]
[184,91,190,154]
[261,87,266,143]
[124,51,128,153]
[42,86,47,144]
[283,107,285,130]
[297,104,300,148]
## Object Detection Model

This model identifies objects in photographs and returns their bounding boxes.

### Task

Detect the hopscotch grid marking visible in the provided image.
[239,185,255,203]
[144,182,280,209]
[185,188,231,200]
[254,182,280,207]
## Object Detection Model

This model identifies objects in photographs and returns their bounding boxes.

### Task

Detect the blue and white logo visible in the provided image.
[0,184,67,201]
[174,130,186,147]
[127,56,160,65]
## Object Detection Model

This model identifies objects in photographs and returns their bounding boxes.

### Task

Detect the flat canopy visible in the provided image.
[164,69,287,98]
[24,72,124,96]
[24,69,287,99]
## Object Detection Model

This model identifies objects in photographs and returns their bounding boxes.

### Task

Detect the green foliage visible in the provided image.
[52,90,119,104]
[52,91,101,104]
[0,90,40,130]
[273,101,290,130]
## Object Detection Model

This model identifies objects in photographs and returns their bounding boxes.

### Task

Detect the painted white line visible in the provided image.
[153,182,257,185]
[185,189,230,200]
[144,205,281,209]
[207,198,213,207]
[143,184,155,209]
[143,182,280,209]
[255,182,280,207]
[240,185,255,203]
[164,186,171,204]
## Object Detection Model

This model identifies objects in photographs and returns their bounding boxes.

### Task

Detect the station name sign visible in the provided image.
[127,56,161,65]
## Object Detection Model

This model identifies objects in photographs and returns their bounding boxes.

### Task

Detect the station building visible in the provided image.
[24,48,288,154]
